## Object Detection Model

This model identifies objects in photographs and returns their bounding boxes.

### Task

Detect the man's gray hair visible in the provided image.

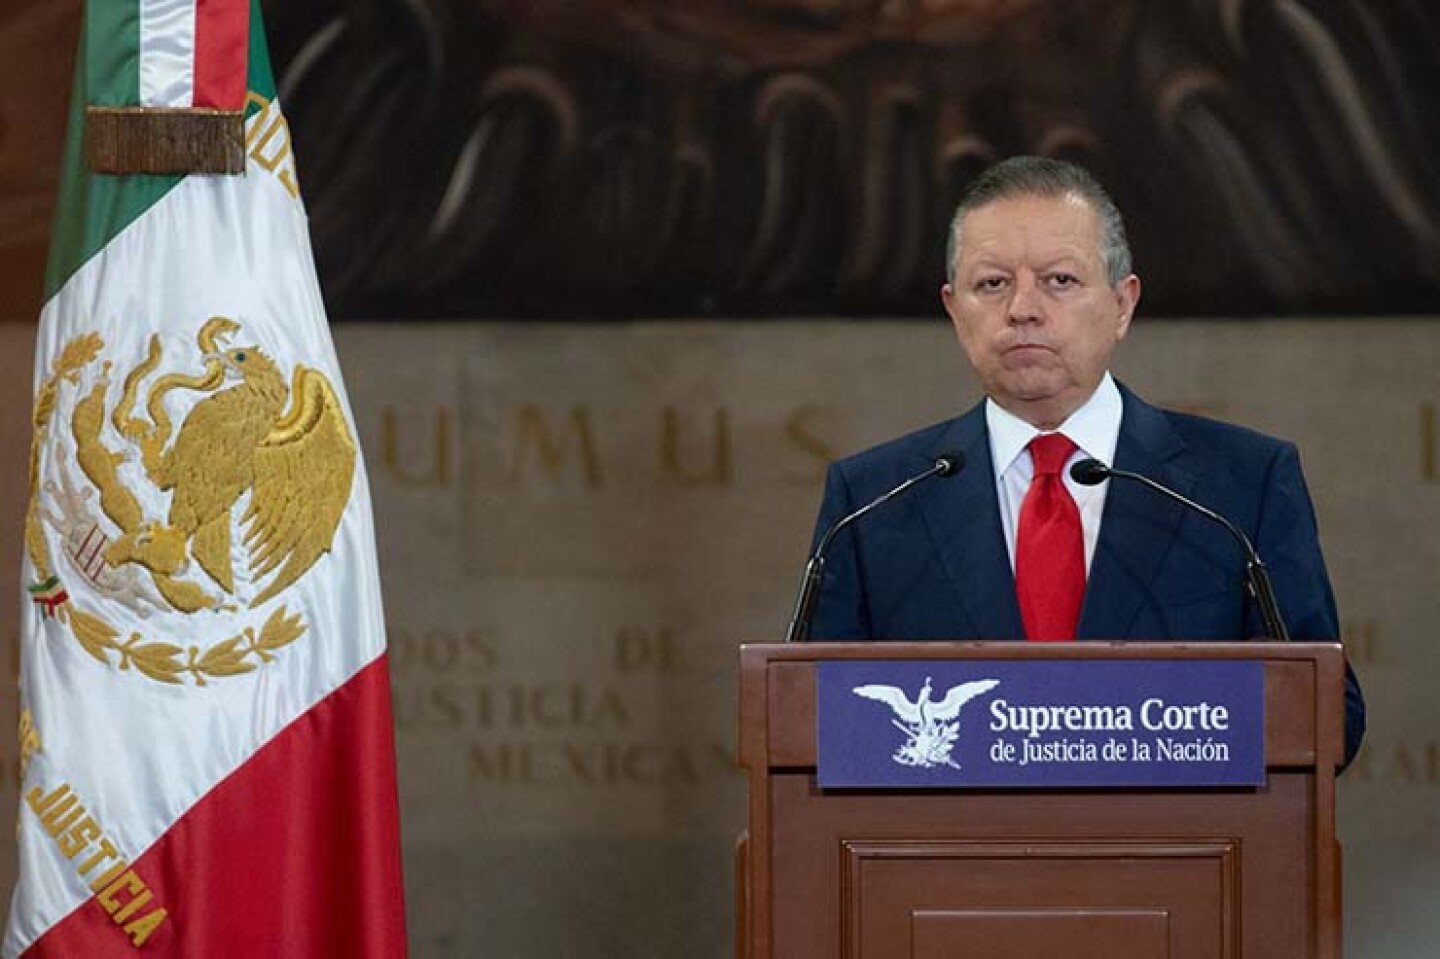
[944,156,1133,286]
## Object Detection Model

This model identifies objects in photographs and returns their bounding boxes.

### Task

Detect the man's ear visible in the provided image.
[940,283,965,342]
[1114,274,1141,340]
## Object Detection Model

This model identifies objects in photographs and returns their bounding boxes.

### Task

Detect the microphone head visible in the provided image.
[934,451,966,477]
[1070,458,1111,486]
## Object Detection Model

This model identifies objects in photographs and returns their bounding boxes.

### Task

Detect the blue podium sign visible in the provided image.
[817,659,1264,789]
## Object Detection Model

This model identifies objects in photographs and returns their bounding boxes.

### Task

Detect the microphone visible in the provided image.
[1070,458,1290,641]
[784,452,965,643]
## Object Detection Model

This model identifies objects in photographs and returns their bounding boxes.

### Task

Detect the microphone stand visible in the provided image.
[1071,459,1290,641]
[785,454,962,643]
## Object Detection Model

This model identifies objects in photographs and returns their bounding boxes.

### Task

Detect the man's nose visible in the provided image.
[1007,275,1044,323]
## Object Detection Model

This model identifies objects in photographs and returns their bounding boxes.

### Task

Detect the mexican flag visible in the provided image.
[4,2,407,955]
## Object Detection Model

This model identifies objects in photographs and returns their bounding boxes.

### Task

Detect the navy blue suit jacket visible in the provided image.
[809,384,1365,765]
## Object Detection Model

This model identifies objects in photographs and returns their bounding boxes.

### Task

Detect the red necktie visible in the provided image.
[1016,433,1085,641]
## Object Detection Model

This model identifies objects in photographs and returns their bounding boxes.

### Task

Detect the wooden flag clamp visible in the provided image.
[85,106,245,175]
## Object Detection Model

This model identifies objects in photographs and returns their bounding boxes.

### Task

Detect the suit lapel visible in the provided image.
[912,403,1025,640]
[1078,386,1193,639]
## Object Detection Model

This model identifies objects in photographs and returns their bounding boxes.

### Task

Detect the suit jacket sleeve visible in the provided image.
[1254,442,1366,766]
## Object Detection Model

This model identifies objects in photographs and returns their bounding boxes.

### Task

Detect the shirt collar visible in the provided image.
[985,372,1124,476]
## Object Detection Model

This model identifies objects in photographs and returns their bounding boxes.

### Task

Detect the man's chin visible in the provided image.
[994,374,1071,405]
[987,379,1088,426]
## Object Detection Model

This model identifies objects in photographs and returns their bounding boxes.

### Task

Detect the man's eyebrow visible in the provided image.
[963,252,1088,274]
[961,254,1008,272]
[1034,254,1088,272]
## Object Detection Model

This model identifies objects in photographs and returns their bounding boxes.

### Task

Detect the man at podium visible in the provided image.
[805,156,1365,766]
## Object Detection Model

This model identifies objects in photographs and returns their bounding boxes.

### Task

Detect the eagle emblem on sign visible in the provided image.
[852,676,1000,770]
[24,317,354,685]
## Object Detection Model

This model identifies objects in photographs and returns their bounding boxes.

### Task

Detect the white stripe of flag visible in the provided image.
[138,0,197,107]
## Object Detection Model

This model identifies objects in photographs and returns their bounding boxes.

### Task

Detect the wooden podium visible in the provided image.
[736,642,1346,959]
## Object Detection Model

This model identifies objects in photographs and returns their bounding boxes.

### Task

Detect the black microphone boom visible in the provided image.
[1069,458,1290,641]
[784,453,964,643]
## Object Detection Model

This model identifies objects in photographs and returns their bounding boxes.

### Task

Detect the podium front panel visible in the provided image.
[738,643,1344,959]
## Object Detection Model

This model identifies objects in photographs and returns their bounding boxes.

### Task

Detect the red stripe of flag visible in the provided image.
[22,655,408,957]
[193,0,251,109]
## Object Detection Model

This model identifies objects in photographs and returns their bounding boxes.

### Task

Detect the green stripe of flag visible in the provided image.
[43,9,178,299]
[83,0,140,107]
[45,0,281,299]
[247,0,278,105]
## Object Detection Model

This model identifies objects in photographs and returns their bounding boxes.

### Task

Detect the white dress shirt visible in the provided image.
[986,372,1123,573]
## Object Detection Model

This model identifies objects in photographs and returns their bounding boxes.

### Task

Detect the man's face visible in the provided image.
[941,193,1140,429]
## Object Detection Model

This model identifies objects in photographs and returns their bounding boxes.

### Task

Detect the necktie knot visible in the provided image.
[1029,433,1076,477]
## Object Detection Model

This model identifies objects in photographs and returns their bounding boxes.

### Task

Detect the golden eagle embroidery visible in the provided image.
[24,316,348,684]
